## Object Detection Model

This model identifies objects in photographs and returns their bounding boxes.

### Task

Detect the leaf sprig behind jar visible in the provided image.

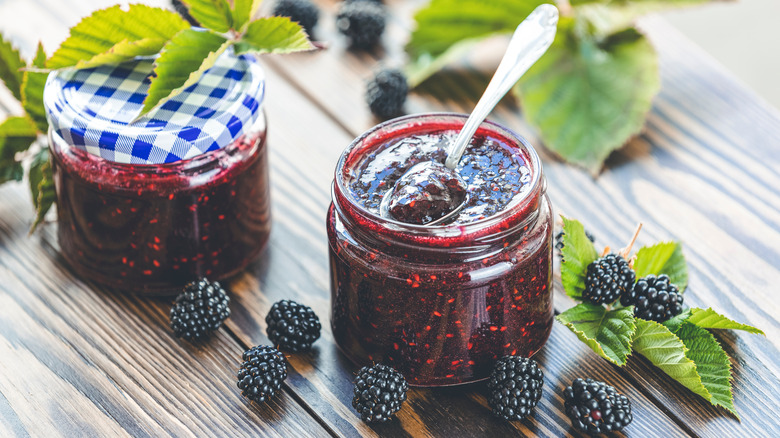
[0,0,314,231]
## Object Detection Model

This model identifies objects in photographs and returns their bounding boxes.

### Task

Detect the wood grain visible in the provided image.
[219,63,694,438]
[0,181,332,437]
[259,1,780,436]
[0,0,777,436]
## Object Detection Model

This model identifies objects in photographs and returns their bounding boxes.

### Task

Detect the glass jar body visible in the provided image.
[327,114,554,386]
[49,114,270,295]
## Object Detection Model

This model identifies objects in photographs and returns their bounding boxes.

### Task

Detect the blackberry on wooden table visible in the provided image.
[266,300,322,352]
[486,356,544,421]
[564,378,633,435]
[352,364,409,423]
[170,279,230,341]
[237,345,288,404]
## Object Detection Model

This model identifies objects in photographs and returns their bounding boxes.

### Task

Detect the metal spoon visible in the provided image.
[379,4,559,225]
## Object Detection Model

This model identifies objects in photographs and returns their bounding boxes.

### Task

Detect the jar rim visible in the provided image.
[333,112,544,243]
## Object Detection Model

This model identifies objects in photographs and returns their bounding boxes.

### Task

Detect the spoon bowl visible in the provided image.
[379,4,559,225]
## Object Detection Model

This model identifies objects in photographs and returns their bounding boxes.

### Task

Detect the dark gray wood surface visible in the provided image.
[0,1,777,437]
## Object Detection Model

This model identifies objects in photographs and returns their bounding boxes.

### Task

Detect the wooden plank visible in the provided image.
[260,1,780,436]
[218,62,694,437]
[0,182,332,437]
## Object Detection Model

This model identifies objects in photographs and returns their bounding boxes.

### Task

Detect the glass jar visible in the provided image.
[44,51,269,295]
[327,114,553,386]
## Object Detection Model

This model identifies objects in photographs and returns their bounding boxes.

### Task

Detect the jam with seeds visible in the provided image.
[328,114,553,386]
[50,116,270,295]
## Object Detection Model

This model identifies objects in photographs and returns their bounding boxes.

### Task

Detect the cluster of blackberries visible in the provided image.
[269,1,407,119]
[485,357,632,434]
[168,281,322,406]
[269,0,387,49]
[582,252,685,322]
[237,299,322,405]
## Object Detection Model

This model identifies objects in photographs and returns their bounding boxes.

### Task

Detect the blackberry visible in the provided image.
[366,68,408,119]
[582,253,635,305]
[487,356,544,421]
[336,1,386,49]
[237,345,288,404]
[564,378,632,435]
[266,300,322,352]
[352,364,409,423]
[272,0,320,36]
[170,279,230,341]
[171,0,198,26]
[621,274,684,322]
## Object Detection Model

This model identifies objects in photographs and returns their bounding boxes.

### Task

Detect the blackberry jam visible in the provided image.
[49,118,269,294]
[44,51,269,294]
[328,114,553,386]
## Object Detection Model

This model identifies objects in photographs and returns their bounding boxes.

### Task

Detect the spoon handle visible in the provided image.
[445,4,559,169]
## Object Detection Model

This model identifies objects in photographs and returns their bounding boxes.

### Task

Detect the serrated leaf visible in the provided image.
[0,33,25,101]
[560,216,599,299]
[46,4,189,69]
[632,319,711,400]
[28,147,55,233]
[407,0,544,59]
[633,241,689,291]
[676,322,738,417]
[0,116,38,184]
[662,308,692,333]
[232,0,262,31]
[557,303,636,365]
[181,0,233,33]
[514,24,659,173]
[687,308,764,335]
[234,17,315,55]
[142,29,230,115]
[21,42,48,133]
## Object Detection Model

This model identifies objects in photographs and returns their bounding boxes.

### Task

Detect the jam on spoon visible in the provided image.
[378,4,558,226]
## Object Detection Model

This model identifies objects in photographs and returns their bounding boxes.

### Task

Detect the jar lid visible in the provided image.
[43,48,264,164]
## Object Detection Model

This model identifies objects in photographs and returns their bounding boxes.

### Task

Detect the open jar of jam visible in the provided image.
[328,113,553,386]
[44,51,269,295]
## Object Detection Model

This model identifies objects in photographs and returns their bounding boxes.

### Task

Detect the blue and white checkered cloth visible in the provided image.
[44,48,265,164]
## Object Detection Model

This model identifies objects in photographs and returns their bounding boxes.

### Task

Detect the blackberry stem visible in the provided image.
[618,223,643,259]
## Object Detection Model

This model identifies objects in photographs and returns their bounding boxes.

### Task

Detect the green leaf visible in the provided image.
[407,0,545,59]
[234,17,315,55]
[676,322,738,417]
[46,4,189,69]
[21,42,48,133]
[633,241,688,291]
[232,0,262,31]
[687,308,764,335]
[405,38,482,88]
[0,33,25,101]
[142,29,230,115]
[0,116,38,184]
[181,0,233,33]
[662,308,692,333]
[514,24,659,173]
[560,216,599,299]
[557,303,636,365]
[572,1,714,36]
[632,319,711,401]
[28,147,55,233]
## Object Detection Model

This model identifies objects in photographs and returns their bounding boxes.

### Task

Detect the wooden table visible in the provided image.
[1,1,778,436]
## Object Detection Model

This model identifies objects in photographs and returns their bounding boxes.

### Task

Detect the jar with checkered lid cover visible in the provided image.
[45,49,270,295]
